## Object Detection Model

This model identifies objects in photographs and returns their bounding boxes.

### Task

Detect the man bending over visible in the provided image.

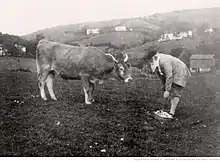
[146,48,191,118]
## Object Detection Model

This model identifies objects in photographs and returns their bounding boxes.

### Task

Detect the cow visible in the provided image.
[36,39,132,104]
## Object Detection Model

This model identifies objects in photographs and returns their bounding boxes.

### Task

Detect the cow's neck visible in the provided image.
[99,66,115,79]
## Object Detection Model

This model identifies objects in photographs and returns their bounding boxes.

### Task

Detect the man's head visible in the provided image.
[144,46,160,73]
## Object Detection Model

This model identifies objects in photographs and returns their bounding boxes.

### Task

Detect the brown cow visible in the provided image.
[36,39,132,104]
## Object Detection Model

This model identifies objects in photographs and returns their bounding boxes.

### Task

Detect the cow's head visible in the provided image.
[106,53,132,83]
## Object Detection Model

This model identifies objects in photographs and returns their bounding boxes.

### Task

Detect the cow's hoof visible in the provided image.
[98,80,104,84]
[90,98,95,103]
[42,97,47,101]
[52,97,57,101]
[85,101,92,105]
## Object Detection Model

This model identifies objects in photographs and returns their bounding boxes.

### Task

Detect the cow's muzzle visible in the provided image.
[124,76,133,83]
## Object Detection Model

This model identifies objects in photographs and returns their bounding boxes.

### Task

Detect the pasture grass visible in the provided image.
[0,72,220,156]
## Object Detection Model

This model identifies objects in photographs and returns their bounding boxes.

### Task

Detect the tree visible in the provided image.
[2,41,19,56]
[36,33,45,41]
[170,48,184,58]
[25,40,38,57]
[0,32,3,44]
[23,33,45,58]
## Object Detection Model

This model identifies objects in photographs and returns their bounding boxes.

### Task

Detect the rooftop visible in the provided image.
[190,54,215,60]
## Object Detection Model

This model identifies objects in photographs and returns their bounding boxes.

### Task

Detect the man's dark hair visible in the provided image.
[144,46,158,60]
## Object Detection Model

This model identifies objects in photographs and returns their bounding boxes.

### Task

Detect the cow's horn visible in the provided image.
[106,53,118,63]
[124,53,128,62]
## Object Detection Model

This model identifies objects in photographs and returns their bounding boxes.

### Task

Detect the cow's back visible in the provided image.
[36,39,114,78]
[36,40,84,77]
[37,39,84,61]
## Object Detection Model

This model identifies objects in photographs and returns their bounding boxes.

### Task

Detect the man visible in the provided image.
[146,48,191,118]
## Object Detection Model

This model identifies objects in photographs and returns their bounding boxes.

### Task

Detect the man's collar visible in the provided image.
[154,53,163,75]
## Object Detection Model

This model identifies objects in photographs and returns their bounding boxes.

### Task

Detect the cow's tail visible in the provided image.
[36,48,41,80]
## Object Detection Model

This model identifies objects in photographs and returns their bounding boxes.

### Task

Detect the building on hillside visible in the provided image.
[165,33,174,40]
[189,54,215,73]
[0,44,4,56]
[158,32,184,42]
[178,31,188,38]
[188,30,193,37]
[204,28,214,34]
[21,47,26,53]
[114,26,127,32]
[15,44,26,53]
[158,30,193,42]
[158,33,174,42]
[86,28,100,35]
[0,44,6,56]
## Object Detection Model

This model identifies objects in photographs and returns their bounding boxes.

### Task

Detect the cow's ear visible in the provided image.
[127,63,131,68]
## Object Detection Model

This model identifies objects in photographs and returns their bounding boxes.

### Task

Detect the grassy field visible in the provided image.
[0,71,220,157]
[0,57,36,72]
[89,32,148,49]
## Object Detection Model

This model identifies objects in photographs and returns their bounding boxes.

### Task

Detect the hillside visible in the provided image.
[126,32,220,68]
[146,7,220,32]
[21,7,220,66]
[22,18,155,42]
[22,15,163,45]
[23,7,220,43]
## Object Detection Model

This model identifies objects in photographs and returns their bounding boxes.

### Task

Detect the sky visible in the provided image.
[1,0,220,36]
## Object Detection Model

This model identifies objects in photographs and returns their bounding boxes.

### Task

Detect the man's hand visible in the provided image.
[163,91,170,98]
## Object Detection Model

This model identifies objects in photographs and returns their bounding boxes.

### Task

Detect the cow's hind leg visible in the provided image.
[46,70,57,100]
[38,69,50,100]
[88,82,95,103]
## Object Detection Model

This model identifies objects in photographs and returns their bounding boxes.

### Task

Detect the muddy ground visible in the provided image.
[0,71,220,157]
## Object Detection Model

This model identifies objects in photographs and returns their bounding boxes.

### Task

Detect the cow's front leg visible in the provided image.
[81,75,94,104]
[83,86,92,104]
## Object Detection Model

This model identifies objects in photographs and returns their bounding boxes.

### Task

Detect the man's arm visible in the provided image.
[156,68,166,91]
[163,62,173,91]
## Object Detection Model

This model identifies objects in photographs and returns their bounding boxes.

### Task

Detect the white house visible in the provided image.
[0,44,6,56]
[188,30,193,37]
[158,33,175,42]
[159,33,173,40]
[165,33,174,39]
[21,47,26,53]
[15,44,26,53]
[86,28,100,35]
[114,26,127,32]
[178,32,188,38]
[204,28,214,33]
[0,46,4,56]
[158,30,193,42]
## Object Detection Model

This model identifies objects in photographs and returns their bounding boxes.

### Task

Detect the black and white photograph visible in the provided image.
[1,0,220,160]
